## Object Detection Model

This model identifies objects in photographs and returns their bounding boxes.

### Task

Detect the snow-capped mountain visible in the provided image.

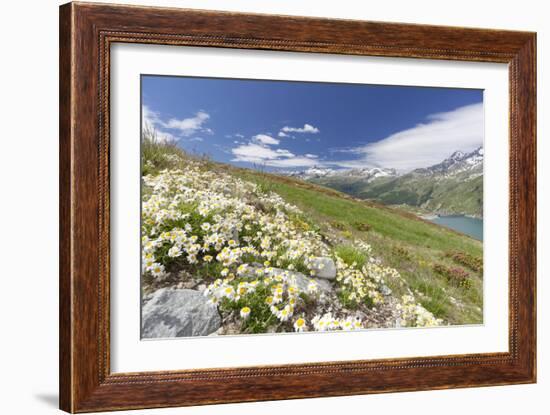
[286,147,482,182]
[286,166,337,179]
[337,167,399,181]
[412,146,484,177]
[289,147,484,217]
[287,166,398,182]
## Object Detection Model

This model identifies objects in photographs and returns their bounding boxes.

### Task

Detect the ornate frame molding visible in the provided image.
[60,2,536,412]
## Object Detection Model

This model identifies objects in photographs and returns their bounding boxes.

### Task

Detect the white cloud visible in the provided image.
[275,149,295,158]
[142,105,213,143]
[226,133,245,139]
[231,143,280,163]
[142,106,177,143]
[154,130,178,144]
[142,105,161,130]
[232,126,322,167]
[164,111,210,136]
[281,123,320,134]
[252,134,280,146]
[333,103,484,172]
[264,157,320,168]
[231,143,317,167]
[144,128,178,144]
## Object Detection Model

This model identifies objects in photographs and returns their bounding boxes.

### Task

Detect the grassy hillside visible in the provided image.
[141,141,483,331]
[312,172,483,218]
[236,170,483,324]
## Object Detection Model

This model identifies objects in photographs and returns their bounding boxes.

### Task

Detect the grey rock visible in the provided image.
[309,257,337,280]
[242,265,332,294]
[380,285,392,296]
[142,288,221,338]
[287,271,332,294]
[180,279,198,289]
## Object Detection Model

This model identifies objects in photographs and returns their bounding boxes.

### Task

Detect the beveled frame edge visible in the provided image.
[59,2,536,413]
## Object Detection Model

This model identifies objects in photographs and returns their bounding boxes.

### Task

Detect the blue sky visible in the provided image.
[141,75,483,172]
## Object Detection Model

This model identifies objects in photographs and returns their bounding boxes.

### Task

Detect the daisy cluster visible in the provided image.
[335,255,387,307]
[204,267,310,331]
[141,155,442,333]
[311,312,363,331]
[397,295,443,327]
[141,162,326,280]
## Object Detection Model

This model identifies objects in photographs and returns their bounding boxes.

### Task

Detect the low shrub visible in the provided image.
[392,245,412,261]
[342,230,353,239]
[354,222,371,232]
[433,263,472,289]
[445,251,483,273]
[331,221,346,231]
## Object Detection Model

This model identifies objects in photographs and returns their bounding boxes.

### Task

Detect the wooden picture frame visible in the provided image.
[59,2,536,412]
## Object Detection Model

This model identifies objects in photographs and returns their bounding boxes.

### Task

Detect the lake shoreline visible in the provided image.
[420,213,484,221]
[426,214,484,241]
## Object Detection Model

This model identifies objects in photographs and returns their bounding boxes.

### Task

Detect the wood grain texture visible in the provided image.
[59,3,73,411]
[59,2,537,412]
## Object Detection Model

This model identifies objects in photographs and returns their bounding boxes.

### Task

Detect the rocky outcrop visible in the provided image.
[142,288,221,338]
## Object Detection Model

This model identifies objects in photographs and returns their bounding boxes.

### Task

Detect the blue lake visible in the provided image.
[430,215,483,241]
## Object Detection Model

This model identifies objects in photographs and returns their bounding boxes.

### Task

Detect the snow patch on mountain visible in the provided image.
[411,146,483,178]
[286,166,398,182]
[284,147,483,182]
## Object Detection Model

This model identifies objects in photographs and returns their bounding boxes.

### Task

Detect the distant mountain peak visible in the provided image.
[449,150,465,160]
[413,146,483,177]
[286,165,398,181]
[283,147,482,182]
[289,147,484,218]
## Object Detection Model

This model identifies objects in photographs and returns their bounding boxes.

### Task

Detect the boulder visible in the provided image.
[309,257,337,280]
[142,288,221,338]
[288,271,332,294]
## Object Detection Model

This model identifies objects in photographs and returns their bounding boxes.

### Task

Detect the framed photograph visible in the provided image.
[59,2,536,412]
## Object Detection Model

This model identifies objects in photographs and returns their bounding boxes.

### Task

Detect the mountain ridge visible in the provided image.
[290,147,484,218]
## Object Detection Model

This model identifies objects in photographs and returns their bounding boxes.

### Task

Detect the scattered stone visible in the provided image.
[142,288,221,338]
[318,293,330,304]
[380,285,392,296]
[352,310,369,322]
[180,279,198,289]
[214,318,241,335]
[309,257,337,280]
